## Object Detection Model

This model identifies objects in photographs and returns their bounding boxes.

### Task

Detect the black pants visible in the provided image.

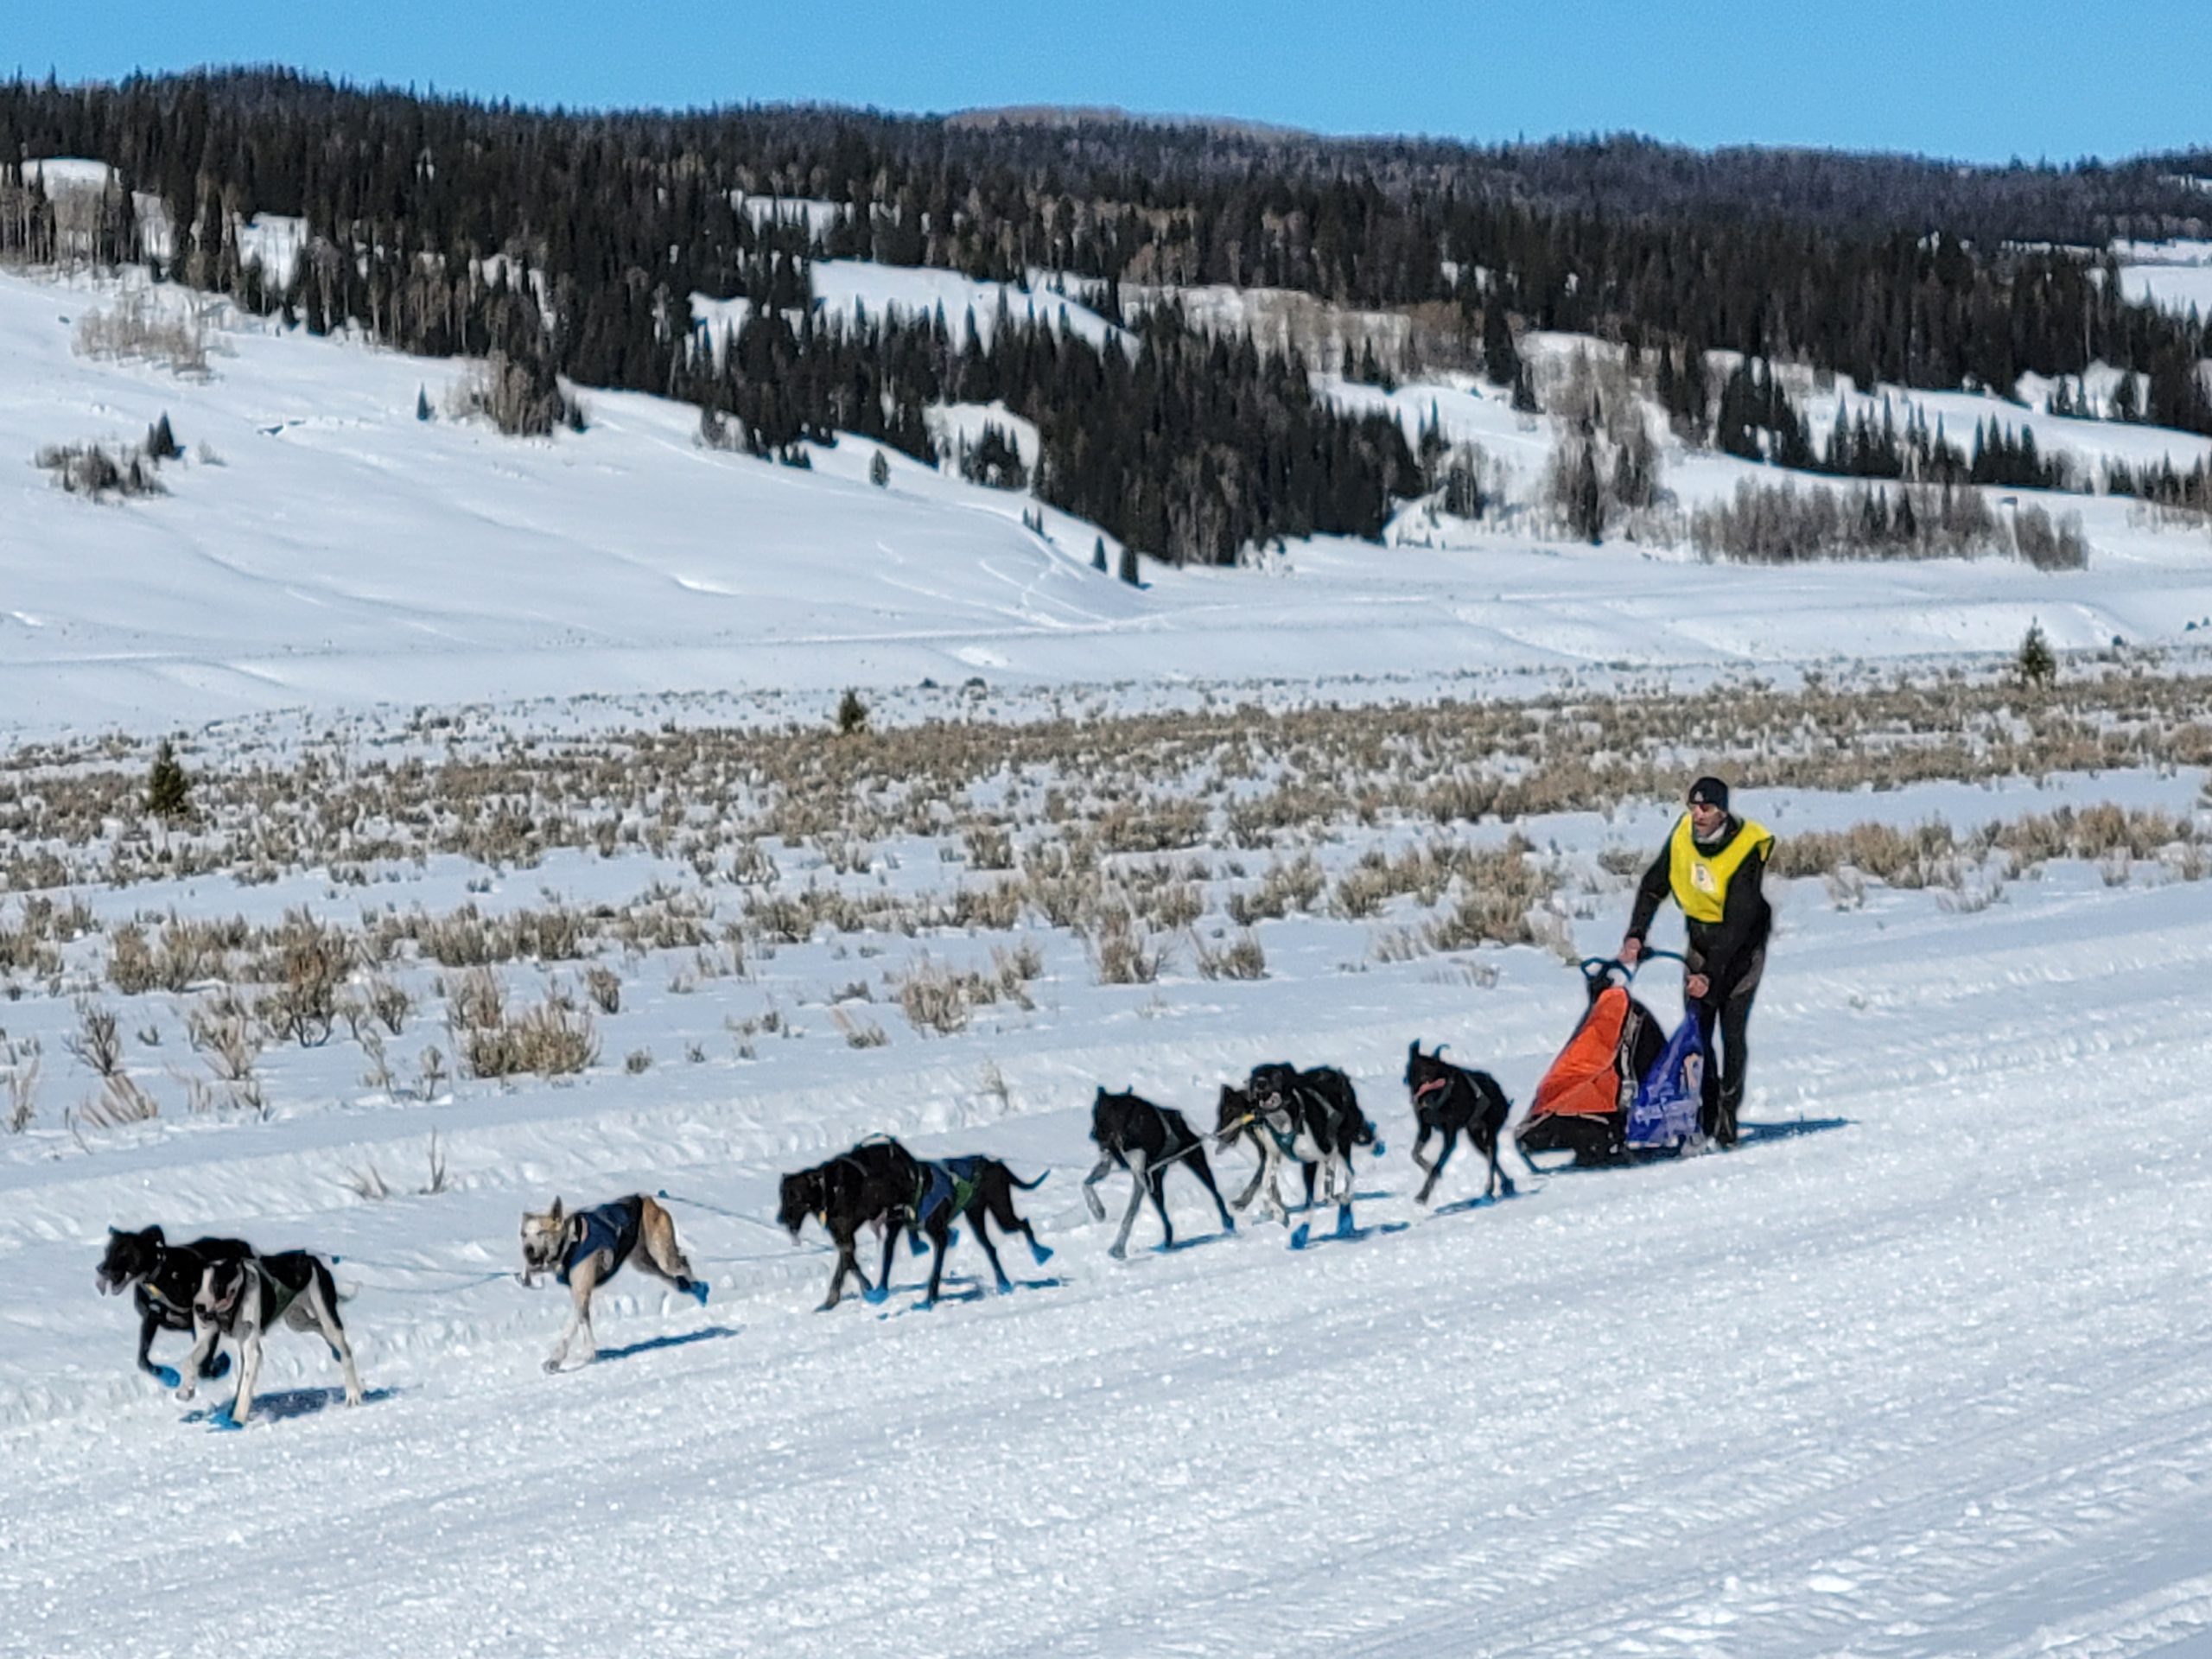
[1688,946,1763,1146]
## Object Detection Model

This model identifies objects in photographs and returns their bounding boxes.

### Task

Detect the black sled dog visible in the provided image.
[1403,1040,1532,1205]
[1084,1088,1237,1257]
[96,1224,251,1389]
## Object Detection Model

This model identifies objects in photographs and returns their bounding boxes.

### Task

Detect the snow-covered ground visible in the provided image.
[3,761,2210,1658]
[6,245,2212,1658]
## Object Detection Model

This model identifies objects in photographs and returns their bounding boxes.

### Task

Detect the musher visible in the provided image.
[1620,776,1774,1147]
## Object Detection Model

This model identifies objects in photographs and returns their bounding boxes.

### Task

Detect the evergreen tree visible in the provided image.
[1482,302,1521,389]
[146,739,191,823]
[1555,415,1606,543]
[869,448,890,486]
[836,688,869,736]
[2017,619,2056,687]
[1092,536,1108,572]
[1118,543,1141,585]
[1611,415,1658,511]
[416,385,432,422]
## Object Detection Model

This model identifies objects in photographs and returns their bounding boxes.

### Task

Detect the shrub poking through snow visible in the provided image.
[447,349,580,437]
[72,295,207,375]
[36,442,165,499]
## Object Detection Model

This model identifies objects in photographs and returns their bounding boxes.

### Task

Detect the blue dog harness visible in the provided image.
[557,1198,641,1285]
[912,1159,985,1229]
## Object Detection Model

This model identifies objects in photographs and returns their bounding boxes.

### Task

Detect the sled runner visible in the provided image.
[1516,956,1706,1166]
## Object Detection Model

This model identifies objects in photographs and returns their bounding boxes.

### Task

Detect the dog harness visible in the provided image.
[912,1159,984,1229]
[558,1198,642,1285]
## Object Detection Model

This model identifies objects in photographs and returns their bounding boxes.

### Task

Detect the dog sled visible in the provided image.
[1516,956,1706,1167]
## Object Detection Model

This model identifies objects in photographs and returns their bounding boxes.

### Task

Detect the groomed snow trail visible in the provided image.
[3,871,2209,1658]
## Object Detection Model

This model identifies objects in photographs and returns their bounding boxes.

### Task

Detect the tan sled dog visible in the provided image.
[519,1195,707,1373]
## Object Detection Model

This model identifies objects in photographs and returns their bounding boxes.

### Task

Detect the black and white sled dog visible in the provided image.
[1083,1088,1236,1257]
[177,1250,364,1428]
[1217,1063,1380,1236]
[1403,1040,1533,1205]
[96,1224,251,1389]
[519,1194,707,1373]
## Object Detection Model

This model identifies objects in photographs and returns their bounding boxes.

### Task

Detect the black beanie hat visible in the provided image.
[1688,775,1730,810]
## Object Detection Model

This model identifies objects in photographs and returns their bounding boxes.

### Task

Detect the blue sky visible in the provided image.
[5,0,2208,165]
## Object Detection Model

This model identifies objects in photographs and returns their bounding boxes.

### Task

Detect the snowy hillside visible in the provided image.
[6,264,2212,741]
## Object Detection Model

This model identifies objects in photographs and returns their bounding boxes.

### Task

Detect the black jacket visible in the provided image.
[1626,814,1771,1001]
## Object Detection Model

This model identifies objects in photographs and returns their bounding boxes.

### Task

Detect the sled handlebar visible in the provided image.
[1579,949,1687,981]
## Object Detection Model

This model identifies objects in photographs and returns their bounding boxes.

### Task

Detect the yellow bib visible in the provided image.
[1668,815,1773,924]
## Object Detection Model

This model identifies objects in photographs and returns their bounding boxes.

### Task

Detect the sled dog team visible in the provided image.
[96,779,1773,1427]
[97,1046,1522,1425]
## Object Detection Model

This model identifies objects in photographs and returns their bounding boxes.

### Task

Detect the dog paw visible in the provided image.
[207,1403,241,1431]
[151,1364,181,1390]
[542,1357,564,1375]
[861,1286,889,1306]
[688,1282,710,1306]
[1107,1244,1127,1261]
[1029,1243,1054,1265]
[203,1353,232,1380]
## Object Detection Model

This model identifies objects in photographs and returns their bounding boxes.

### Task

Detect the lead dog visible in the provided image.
[1084,1088,1236,1257]
[177,1250,363,1428]
[519,1194,707,1373]
[96,1224,250,1388]
[1404,1040,1530,1205]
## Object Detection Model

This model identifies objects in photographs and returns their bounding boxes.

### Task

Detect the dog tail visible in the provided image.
[1009,1167,1050,1192]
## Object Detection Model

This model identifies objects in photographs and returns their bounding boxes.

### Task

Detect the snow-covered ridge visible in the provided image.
[689,260,1126,366]
[6,260,2212,741]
